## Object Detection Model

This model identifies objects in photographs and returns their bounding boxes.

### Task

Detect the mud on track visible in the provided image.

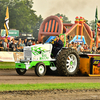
[1,89,100,100]
[0,69,100,100]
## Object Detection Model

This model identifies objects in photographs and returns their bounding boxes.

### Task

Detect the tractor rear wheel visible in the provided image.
[56,48,80,76]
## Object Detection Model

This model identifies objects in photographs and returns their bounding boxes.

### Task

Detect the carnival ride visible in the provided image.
[69,35,86,44]
[38,16,94,48]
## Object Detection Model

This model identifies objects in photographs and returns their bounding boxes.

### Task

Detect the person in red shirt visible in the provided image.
[7,40,9,51]
[32,41,35,45]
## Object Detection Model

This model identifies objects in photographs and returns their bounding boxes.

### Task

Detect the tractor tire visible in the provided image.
[16,68,26,75]
[56,48,80,76]
[56,48,72,63]
[35,62,46,76]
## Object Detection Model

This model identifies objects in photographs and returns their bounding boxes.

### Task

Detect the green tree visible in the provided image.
[32,15,43,39]
[0,0,41,35]
[0,0,8,29]
[9,0,38,33]
[55,13,71,23]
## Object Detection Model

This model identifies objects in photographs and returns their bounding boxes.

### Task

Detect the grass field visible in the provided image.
[0,83,100,91]
[0,62,15,69]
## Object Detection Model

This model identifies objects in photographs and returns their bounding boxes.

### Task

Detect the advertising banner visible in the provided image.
[0,52,14,62]
[1,29,19,37]
[93,56,100,64]
[0,52,24,62]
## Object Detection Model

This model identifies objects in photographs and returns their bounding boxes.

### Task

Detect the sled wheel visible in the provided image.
[16,68,26,75]
[35,62,46,76]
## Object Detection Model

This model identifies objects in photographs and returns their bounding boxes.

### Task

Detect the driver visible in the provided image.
[52,35,63,57]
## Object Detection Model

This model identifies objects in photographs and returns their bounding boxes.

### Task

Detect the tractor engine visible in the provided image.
[23,44,53,61]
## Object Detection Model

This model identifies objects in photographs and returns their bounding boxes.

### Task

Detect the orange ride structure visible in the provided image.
[38,15,99,48]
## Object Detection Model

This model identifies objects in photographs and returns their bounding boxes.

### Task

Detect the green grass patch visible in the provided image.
[0,83,100,91]
[0,62,15,69]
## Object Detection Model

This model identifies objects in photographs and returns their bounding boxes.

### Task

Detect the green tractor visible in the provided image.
[15,34,80,76]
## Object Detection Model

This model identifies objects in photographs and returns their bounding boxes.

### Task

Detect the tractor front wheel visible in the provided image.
[35,62,46,76]
[16,68,26,75]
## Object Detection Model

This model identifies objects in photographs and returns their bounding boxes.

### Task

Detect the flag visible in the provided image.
[4,6,9,37]
[94,7,98,42]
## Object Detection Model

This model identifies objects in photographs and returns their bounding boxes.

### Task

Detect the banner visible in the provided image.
[0,52,24,62]
[0,52,14,62]
[1,29,19,37]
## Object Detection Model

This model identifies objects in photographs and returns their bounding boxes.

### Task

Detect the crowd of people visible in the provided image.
[65,41,100,54]
[0,38,39,52]
[0,36,100,54]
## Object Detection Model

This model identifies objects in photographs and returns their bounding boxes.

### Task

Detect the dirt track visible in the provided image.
[0,69,100,84]
[1,69,100,100]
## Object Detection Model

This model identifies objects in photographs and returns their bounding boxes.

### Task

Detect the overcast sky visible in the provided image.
[33,0,100,23]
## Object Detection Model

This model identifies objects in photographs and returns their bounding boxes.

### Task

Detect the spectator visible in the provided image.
[7,40,9,51]
[9,40,17,51]
[71,42,77,50]
[83,44,91,53]
[17,42,22,52]
[80,43,84,52]
[3,39,7,51]
[11,38,14,43]
[65,41,68,47]
[36,40,39,44]
[8,40,12,46]
[15,40,18,44]
[32,41,35,45]
[77,43,84,53]
[71,42,74,47]
[92,44,97,53]
[0,40,4,51]
[82,42,84,46]
[17,38,22,45]
[27,40,32,46]
[75,43,77,47]
[20,40,25,50]
[83,44,88,50]
[68,43,72,47]
[19,38,21,43]
[74,43,77,50]
[77,42,81,48]
[97,46,100,53]
[87,45,91,52]
[24,38,28,46]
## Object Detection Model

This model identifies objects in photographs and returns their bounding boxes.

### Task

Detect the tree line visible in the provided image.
[0,0,95,39]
